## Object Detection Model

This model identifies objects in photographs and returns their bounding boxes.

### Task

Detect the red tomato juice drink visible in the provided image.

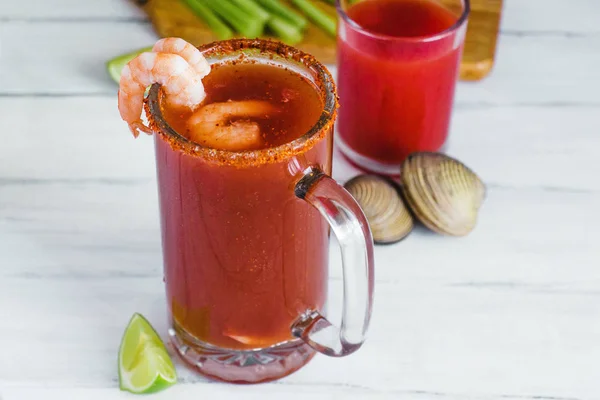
[144,39,375,384]
[335,0,470,174]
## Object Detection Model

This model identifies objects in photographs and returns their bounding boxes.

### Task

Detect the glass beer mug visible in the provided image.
[144,39,375,383]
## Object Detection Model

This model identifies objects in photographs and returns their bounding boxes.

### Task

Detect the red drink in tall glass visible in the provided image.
[143,39,375,384]
[158,62,329,351]
[336,0,470,174]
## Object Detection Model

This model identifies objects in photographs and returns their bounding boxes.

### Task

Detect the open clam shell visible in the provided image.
[400,152,486,236]
[344,175,414,244]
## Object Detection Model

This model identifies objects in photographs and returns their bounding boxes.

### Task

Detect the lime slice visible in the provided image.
[118,313,177,394]
[106,47,152,84]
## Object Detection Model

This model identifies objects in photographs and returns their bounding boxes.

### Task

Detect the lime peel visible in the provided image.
[118,312,177,394]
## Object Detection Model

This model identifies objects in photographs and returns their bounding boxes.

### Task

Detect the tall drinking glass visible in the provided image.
[335,0,470,175]
[145,39,375,384]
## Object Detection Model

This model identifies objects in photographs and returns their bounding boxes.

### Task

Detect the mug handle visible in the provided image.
[291,167,375,357]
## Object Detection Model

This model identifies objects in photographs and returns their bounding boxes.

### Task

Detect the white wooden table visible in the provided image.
[1,1,599,399]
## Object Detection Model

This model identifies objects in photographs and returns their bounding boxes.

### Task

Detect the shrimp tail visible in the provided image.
[127,120,153,138]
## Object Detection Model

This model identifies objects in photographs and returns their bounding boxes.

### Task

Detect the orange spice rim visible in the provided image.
[145,38,339,167]
[336,0,470,43]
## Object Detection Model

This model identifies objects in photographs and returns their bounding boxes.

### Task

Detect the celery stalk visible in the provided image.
[229,0,271,24]
[181,0,234,40]
[204,0,266,38]
[255,0,308,30]
[290,0,337,37]
[268,16,304,44]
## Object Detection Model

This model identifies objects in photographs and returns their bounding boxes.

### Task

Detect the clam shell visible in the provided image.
[400,152,486,236]
[344,175,414,244]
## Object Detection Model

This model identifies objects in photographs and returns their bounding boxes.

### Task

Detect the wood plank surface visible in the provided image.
[1,1,599,399]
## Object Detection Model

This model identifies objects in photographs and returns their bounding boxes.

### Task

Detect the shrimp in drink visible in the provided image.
[187,100,278,151]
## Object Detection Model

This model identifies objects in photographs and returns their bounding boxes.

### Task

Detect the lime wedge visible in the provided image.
[106,47,152,84]
[118,313,177,394]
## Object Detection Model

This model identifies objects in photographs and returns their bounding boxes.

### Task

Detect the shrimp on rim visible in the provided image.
[117,37,280,150]
[152,37,211,79]
[118,47,208,137]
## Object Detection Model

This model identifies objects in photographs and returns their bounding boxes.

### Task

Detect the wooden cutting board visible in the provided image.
[457,0,503,81]
[138,0,502,81]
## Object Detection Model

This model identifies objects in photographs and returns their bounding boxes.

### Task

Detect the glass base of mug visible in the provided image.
[336,136,448,176]
[168,322,316,384]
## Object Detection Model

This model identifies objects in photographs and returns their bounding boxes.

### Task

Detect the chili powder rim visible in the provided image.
[145,38,339,167]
